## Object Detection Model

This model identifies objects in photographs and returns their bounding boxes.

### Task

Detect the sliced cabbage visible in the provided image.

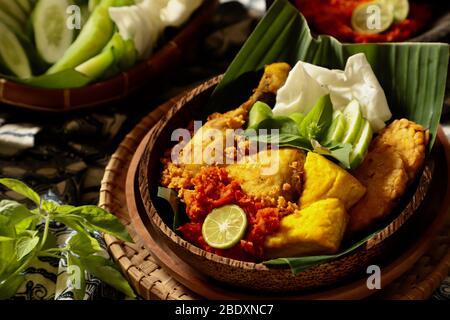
[162,0,202,27]
[273,53,392,132]
[108,0,203,59]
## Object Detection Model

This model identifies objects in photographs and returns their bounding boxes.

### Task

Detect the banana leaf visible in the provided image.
[206,0,449,274]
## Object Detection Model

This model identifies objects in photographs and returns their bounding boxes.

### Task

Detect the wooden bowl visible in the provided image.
[135,77,443,292]
[0,0,218,113]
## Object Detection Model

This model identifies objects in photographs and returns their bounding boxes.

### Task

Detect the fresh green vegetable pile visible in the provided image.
[245,94,373,169]
[0,178,135,299]
[0,0,135,88]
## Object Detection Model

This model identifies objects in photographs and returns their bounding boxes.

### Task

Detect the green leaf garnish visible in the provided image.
[0,178,135,299]
[0,179,40,205]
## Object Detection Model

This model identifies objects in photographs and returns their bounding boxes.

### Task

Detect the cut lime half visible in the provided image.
[351,1,394,34]
[202,205,248,250]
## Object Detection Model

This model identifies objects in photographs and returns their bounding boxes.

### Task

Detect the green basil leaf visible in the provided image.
[53,214,89,234]
[69,232,102,256]
[0,200,38,236]
[247,116,300,135]
[64,206,131,242]
[248,133,312,150]
[0,200,35,224]
[0,179,40,206]
[0,241,17,277]
[80,255,136,298]
[299,94,333,141]
[41,199,60,213]
[15,236,40,260]
[67,253,86,300]
[54,205,77,214]
[0,274,25,299]
[0,236,14,242]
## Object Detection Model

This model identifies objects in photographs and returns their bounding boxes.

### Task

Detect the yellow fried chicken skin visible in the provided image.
[299,152,366,210]
[226,148,305,202]
[264,198,348,258]
[161,63,291,191]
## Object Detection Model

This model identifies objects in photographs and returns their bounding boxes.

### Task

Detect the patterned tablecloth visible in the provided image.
[0,0,449,300]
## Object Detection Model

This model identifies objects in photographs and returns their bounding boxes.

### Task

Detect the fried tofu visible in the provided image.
[348,145,409,234]
[264,198,348,258]
[226,148,305,202]
[372,118,429,180]
[299,152,366,210]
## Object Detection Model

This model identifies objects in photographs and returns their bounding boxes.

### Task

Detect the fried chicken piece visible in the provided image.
[372,118,429,180]
[226,148,305,202]
[208,62,292,120]
[348,145,409,234]
[162,63,291,191]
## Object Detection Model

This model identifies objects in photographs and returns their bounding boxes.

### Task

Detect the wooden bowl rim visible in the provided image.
[0,0,218,112]
[138,76,444,272]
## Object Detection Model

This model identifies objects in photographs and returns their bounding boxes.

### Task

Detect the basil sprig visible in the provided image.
[0,178,135,299]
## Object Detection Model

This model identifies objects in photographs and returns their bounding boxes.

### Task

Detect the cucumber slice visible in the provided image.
[0,8,26,38]
[248,101,273,129]
[342,100,363,144]
[324,110,347,144]
[0,23,32,78]
[17,0,32,14]
[0,0,27,24]
[32,0,74,64]
[349,119,373,169]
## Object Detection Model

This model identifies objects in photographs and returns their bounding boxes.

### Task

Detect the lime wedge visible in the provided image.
[342,100,363,145]
[351,1,394,34]
[202,205,248,250]
[349,119,373,169]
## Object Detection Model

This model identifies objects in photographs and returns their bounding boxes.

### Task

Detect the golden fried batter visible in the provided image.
[372,118,429,180]
[348,145,409,234]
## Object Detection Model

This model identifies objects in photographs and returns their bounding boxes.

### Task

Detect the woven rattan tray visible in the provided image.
[99,99,450,300]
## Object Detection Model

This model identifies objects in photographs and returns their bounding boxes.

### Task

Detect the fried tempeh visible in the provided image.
[348,119,427,234]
